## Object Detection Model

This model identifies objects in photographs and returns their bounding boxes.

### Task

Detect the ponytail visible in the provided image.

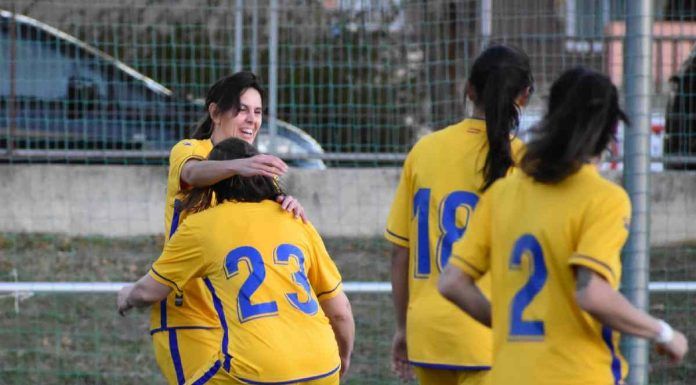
[481,66,523,190]
[468,45,533,191]
[189,115,215,140]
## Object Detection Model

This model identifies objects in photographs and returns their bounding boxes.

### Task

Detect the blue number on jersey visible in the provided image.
[436,191,479,271]
[413,188,479,277]
[274,243,319,315]
[224,246,279,323]
[413,188,431,277]
[508,234,547,338]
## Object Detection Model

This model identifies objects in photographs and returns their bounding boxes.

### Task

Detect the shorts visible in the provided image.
[152,327,222,385]
[185,359,341,385]
[414,366,490,385]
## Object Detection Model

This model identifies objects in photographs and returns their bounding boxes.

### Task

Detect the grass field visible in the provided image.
[0,234,693,384]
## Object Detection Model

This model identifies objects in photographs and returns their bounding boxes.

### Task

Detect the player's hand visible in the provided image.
[391,328,414,380]
[117,285,134,317]
[339,355,351,379]
[230,155,288,178]
[656,330,689,364]
[277,195,307,223]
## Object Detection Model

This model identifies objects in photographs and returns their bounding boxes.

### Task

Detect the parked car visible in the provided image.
[664,45,696,169]
[0,9,325,168]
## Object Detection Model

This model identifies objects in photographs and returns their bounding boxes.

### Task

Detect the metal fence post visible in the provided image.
[622,0,653,384]
[234,0,244,72]
[268,0,279,153]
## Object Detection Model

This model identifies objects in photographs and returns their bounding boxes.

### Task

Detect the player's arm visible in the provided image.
[181,158,307,222]
[573,266,688,363]
[389,244,414,380]
[320,292,354,378]
[439,264,491,327]
[180,155,287,187]
[117,275,171,316]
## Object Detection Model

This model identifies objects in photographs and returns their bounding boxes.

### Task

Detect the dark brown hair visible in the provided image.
[468,44,534,191]
[181,138,283,212]
[521,67,628,183]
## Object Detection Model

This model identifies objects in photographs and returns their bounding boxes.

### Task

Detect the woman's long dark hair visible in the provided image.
[521,67,628,183]
[189,71,265,139]
[468,45,534,191]
[181,138,283,212]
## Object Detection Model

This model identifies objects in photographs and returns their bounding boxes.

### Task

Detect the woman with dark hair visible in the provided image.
[119,138,354,385]
[151,72,307,385]
[384,44,533,385]
[440,67,688,385]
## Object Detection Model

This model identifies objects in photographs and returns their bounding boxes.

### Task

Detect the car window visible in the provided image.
[0,24,107,100]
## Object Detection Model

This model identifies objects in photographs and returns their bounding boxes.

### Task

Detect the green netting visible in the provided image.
[0,0,692,165]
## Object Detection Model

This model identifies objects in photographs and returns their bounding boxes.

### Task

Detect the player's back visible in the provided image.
[385,118,524,367]
[189,199,341,383]
[483,165,630,385]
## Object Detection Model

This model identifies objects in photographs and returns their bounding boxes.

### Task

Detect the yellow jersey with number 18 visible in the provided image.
[384,118,524,369]
[449,165,630,385]
[150,138,218,332]
[150,200,343,384]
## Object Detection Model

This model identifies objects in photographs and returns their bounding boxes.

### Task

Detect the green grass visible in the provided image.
[0,235,693,384]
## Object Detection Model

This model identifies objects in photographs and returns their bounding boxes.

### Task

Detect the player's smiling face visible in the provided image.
[216,88,263,144]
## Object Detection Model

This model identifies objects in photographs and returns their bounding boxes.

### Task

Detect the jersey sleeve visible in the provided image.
[305,223,343,301]
[149,216,212,293]
[569,187,631,288]
[448,190,493,280]
[384,150,414,247]
[168,140,209,192]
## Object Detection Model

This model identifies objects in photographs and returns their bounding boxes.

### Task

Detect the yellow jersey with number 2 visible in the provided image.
[449,164,631,385]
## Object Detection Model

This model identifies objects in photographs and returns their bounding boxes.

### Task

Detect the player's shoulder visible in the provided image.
[171,138,211,155]
[580,166,626,195]
[408,121,462,158]
[567,166,630,212]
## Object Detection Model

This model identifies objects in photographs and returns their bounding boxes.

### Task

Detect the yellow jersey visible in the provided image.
[384,118,523,369]
[449,164,631,385]
[151,138,217,332]
[149,200,343,383]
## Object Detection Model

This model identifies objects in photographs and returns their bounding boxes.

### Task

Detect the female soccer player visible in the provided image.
[118,138,354,385]
[384,45,533,385]
[154,72,307,385]
[439,67,688,385]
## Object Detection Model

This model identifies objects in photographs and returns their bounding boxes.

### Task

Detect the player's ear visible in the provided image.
[465,81,477,103]
[208,103,221,126]
[515,86,533,108]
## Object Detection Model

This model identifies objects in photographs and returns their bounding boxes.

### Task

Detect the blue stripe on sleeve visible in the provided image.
[169,199,182,238]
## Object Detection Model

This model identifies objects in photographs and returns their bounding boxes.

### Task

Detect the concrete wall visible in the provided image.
[0,165,694,245]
